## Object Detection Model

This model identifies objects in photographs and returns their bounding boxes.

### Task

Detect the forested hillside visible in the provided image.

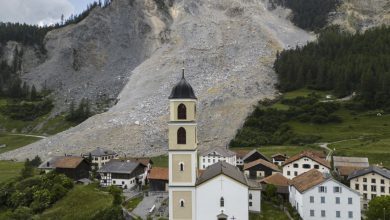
[274,26,390,109]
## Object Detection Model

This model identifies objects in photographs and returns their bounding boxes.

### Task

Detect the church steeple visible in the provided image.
[168,69,198,220]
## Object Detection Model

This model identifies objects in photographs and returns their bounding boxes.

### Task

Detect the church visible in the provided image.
[168,70,261,220]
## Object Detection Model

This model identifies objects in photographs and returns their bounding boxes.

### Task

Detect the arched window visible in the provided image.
[220,197,224,207]
[178,104,187,119]
[177,127,186,144]
[180,199,185,207]
[179,162,184,171]
[249,193,252,200]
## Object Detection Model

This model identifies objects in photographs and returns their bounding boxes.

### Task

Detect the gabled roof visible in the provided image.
[337,166,365,177]
[242,149,270,162]
[148,167,168,181]
[196,161,247,186]
[201,147,236,157]
[128,158,152,167]
[282,151,330,168]
[271,153,288,159]
[97,160,143,174]
[39,156,87,169]
[290,169,327,193]
[233,150,251,158]
[333,156,369,168]
[348,166,390,180]
[243,159,280,171]
[87,147,117,157]
[259,173,290,187]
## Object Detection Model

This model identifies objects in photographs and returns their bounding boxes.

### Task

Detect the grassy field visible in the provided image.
[249,202,289,220]
[0,160,23,184]
[152,155,169,167]
[38,184,113,220]
[124,196,143,212]
[0,133,41,154]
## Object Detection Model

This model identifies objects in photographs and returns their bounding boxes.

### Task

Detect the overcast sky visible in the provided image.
[0,0,98,26]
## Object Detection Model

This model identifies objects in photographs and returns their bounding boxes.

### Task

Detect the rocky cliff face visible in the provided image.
[1,0,316,160]
[330,0,390,32]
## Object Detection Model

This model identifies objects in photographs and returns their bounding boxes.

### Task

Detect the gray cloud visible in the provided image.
[0,0,75,25]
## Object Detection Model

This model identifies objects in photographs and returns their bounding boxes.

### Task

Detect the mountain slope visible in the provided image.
[0,0,314,160]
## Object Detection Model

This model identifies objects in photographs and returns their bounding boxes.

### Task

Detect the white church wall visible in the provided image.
[196,175,248,220]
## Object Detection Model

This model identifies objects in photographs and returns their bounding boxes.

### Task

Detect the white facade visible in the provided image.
[196,175,249,220]
[283,157,330,179]
[100,172,143,189]
[350,171,390,209]
[272,158,284,166]
[289,179,361,220]
[93,154,118,169]
[199,153,236,170]
[249,189,261,213]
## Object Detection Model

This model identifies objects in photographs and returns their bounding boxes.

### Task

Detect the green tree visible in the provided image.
[366,196,390,220]
[20,159,34,179]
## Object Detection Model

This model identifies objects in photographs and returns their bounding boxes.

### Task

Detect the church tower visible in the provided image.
[168,69,197,220]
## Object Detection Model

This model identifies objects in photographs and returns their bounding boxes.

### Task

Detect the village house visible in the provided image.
[348,166,390,209]
[83,147,118,169]
[243,159,281,179]
[199,147,237,170]
[242,149,270,164]
[333,156,369,180]
[234,150,250,167]
[97,159,146,189]
[148,167,169,191]
[38,156,91,180]
[289,169,361,220]
[282,151,331,179]
[272,153,289,166]
[259,173,290,200]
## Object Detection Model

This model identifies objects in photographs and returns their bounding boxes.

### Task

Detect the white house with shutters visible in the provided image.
[289,169,361,220]
[199,147,237,170]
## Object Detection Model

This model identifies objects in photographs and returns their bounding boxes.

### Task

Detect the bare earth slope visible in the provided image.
[0,0,314,160]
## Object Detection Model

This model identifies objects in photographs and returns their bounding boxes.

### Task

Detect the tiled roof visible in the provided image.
[259,173,290,187]
[271,153,288,159]
[196,161,247,186]
[242,149,269,162]
[201,147,236,157]
[243,159,280,171]
[97,160,141,174]
[333,156,369,168]
[39,156,86,169]
[148,167,168,180]
[233,150,251,158]
[348,166,390,180]
[337,166,365,177]
[87,147,117,157]
[290,169,327,193]
[282,151,330,168]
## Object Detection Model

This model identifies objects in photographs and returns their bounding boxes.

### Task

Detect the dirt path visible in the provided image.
[6,133,46,139]
[317,137,363,161]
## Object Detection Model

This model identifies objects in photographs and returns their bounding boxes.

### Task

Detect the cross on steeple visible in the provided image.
[231,216,236,220]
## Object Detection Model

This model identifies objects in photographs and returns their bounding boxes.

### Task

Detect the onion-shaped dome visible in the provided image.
[169,70,197,99]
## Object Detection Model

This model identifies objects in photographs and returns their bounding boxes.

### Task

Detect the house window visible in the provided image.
[203,158,205,162]
[335,197,340,204]
[249,202,252,207]
[203,165,205,168]
[302,164,311,169]
[294,171,298,176]
[372,179,376,184]
[310,210,315,217]
[363,178,367,182]
[179,163,184,171]
[372,194,377,199]
[333,186,342,193]
[310,196,314,203]
[381,186,385,193]
[122,181,125,185]
[321,196,325,204]
[355,184,359,190]
[113,180,116,184]
[177,127,186,144]
[381,179,385,184]
[178,104,187,119]
[348,211,353,218]
[249,193,252,200]
[287,171,291,176]
[321,210,326,217]
[180,200,185,207]
[314,164,319,169]
[363,193,367,199]
[319,186,326,193]
[371,185,377,192]
[220,197,224,207]
[363,185,367,191]
[336,211,341,218]
[348,197,352,204]
[293,163,298,168]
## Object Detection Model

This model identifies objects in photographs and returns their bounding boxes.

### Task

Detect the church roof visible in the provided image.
[169,70,197,99]
[196,161,247,186]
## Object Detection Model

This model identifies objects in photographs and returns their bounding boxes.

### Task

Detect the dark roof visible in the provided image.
[242,149,270,162]
[290,169,328,193]
[196,161,247,186]
[348,166,390,180]
[168,70,197,99]
[282,151,330,168]
[39,156,86,169]
[201,147,236,157]
[243,159,280,171]
[97,160,143,174]
[87,147,117,157]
